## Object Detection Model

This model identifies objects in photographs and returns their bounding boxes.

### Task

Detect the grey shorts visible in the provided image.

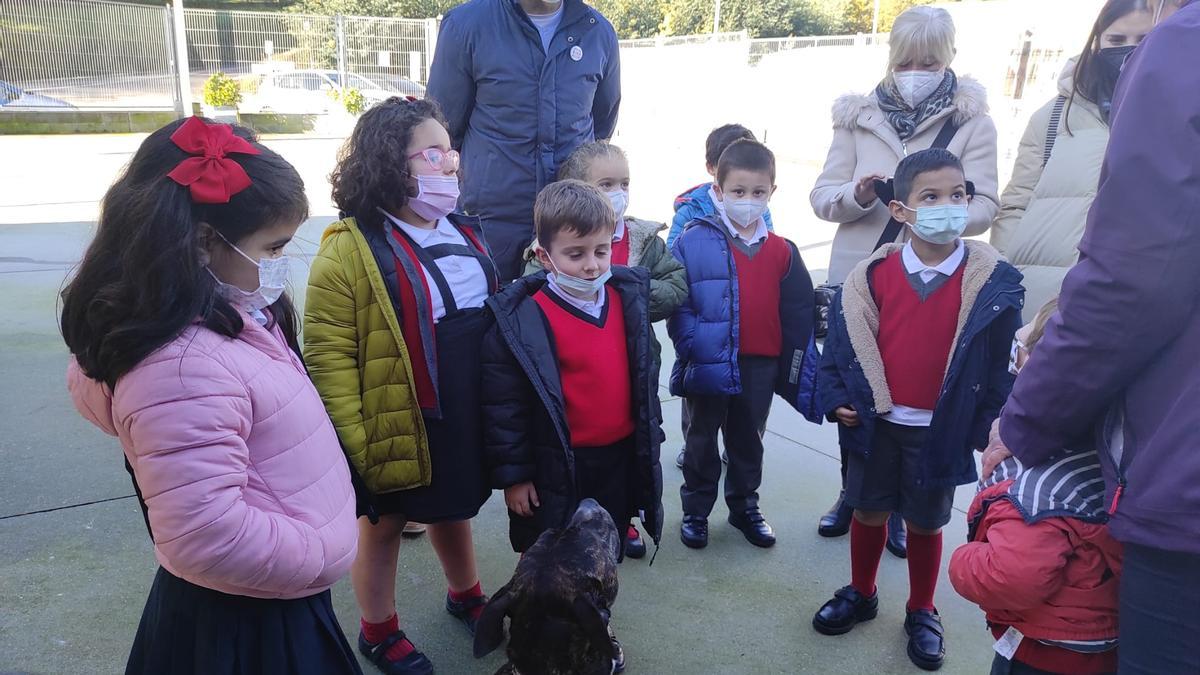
[844,420,957,531]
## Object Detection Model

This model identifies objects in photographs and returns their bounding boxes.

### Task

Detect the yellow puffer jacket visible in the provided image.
[303,217,430,494]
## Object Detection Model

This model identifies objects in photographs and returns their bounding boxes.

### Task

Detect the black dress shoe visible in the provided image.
[887,512,908,559]
[818,490,853,538]
[905,608,945,671]
[812,585,879,636]
[675,449,685,469]
[728,507,776,548]
[680,515,708,549]
[624,524,647,559]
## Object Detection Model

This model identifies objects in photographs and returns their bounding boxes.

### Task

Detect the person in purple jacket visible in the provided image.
[985,2,1197,673]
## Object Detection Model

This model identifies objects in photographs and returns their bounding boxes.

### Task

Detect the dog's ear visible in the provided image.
[474,582,515,658]
[571,596,615,660]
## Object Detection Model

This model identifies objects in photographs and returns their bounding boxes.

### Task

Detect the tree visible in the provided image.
[660,0,840,38]
[288,0,460,18]
[589,0,666,40]
[837,0,935,34]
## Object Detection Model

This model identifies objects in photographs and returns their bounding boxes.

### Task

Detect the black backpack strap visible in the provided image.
[1044,95,1068,167]
[872,117,961,251]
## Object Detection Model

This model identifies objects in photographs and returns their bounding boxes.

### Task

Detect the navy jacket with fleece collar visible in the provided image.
[667,215,822,422]
[818,240,1024,487]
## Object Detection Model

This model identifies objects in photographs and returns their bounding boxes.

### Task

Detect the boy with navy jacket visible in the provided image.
[669,139,820,551]
[480,180,666,672]
[811,148,1023,671]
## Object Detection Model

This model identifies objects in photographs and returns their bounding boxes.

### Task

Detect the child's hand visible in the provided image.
[854,174,886,207]
[505,482,540,517]
[835,406,861,428]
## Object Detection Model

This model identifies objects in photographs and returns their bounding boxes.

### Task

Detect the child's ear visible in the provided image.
[196,221,217,265]
[712,184,724,201]
[769,184,778,199]
[535,244,552,270]
[888,200,911,224]
[706,164,716,178]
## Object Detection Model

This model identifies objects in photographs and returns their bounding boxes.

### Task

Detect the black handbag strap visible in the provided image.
[872,117,961,251]
[1043,95,1068,167]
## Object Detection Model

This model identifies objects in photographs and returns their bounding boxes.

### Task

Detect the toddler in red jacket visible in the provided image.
[949,298,1122,675]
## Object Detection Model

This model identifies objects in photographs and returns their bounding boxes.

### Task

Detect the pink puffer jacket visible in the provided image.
[68,315,358,600]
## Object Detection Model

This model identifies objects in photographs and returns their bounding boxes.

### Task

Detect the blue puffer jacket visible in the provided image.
[667,215,821,422]
[667,183,774,249]
[818,241,1024,487]
[426,0,621,227]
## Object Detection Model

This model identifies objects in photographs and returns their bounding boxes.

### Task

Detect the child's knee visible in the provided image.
[853,510,890,527]
[906,523,942,536]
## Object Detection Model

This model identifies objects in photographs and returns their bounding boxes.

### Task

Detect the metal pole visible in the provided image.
[713,0,722,34]
[425,17,439,83]
[335,14,347,94]
[171,0,193,116]
[872,0,880,35]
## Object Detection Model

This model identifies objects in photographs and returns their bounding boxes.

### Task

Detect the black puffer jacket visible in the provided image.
[481,267,665,552]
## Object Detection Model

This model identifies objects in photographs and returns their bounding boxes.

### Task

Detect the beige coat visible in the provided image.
[990,60,1107,320]
[811,76,1000,284]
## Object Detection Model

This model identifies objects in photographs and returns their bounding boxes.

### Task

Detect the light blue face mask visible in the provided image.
[549,259,612,299]
[902,203,969,245]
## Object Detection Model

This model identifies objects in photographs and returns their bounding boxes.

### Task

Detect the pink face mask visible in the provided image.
[408,174,460,221]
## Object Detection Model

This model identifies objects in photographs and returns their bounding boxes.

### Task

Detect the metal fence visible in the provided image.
[748,33,888,66]
[1,0,437,111]
[0,0,179,110]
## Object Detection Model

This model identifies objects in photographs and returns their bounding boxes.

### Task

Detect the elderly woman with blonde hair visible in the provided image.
[809,5,1000,559]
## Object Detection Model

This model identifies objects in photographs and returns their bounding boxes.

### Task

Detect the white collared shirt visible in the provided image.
[545,273,607,320]
[720,209,768,246]
[901,239,965,284]
[384,211,489,322]
[613,217,626,244]
[883,239,966,428]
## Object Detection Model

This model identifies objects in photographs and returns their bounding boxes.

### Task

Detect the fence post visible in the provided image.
[425,17,439,82]
[335,14,347,93]
[171,0,193,116]
[1013,31,1033,100]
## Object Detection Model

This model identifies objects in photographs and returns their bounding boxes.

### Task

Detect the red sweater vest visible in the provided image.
[872,252,965,410]
[732,233,792,358]
[533,288,635,448]
[611,234,631,267]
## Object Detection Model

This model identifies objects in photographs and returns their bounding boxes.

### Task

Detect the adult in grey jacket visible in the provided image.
[426,0,621,282]
[994,2,1199,672]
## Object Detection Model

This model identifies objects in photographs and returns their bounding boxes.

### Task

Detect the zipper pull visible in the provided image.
[1108,479,1126,515]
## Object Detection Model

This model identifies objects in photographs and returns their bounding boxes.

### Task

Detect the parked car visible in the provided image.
[356,74,426,98]
[241,70,392,114]
[0,81,74,109]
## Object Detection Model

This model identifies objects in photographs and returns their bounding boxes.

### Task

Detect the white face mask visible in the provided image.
[210,232,290,312]
[894,69,945,108]
[723,198,767,228]
[606,189,628,224]
[548,258,612,299]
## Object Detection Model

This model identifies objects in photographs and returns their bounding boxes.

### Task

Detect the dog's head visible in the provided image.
[475,499,621,675]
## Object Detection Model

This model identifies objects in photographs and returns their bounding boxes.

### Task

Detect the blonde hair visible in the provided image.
[887,6,957,73]
[1026,296,1060,353]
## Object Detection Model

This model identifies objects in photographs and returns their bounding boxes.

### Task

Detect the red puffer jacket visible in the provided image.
[950,456,1122,672]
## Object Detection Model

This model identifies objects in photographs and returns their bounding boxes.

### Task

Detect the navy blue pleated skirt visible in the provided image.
[125,567,362,675]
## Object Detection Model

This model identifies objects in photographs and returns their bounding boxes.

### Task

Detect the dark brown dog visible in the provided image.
[474,498,621,675]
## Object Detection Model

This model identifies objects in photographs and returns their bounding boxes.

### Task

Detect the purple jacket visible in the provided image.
[999,2,1200,554]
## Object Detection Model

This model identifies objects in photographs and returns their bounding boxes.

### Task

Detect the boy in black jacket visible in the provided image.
[480,180,665,674]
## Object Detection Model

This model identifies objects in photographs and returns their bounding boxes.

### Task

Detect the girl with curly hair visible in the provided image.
[305,97,499,675]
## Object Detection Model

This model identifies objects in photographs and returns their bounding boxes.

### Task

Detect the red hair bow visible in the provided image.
[166,116,261,204]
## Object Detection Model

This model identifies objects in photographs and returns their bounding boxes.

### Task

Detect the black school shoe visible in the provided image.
[728,507,776,547]
[680,515,709,549]
[812,585,879,636]
[905,608,945,671]
[358,631,435,675]
[624,525,647,559]
[818,491,853,538]
[675,449,686,469]
[886,512,908,559]
[445,591,489,636]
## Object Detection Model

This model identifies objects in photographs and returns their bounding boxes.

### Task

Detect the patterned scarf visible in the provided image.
[874,69,958,141]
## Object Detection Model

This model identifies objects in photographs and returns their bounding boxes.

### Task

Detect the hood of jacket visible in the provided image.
[831,74,989,130]
[841,240,1012,414]
[979,451,1110,526]
[673,183,714,213]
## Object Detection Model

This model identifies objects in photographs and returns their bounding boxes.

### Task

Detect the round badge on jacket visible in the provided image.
[570,46,583,61]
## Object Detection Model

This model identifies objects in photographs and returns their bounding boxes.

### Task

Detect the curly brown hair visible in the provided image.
[330,97,448,232]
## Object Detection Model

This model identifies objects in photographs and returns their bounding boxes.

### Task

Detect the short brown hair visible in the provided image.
[535,180,616,249]
[716,139,776,186]
[1026,296,1060,353]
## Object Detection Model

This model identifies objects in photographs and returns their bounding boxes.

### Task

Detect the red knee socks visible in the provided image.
[361,614,415,661]
[449,581,486,620]
[850,519,888,596]
[906,530,943,611]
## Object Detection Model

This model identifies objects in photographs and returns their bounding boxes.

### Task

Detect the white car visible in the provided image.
[244,70,393,114]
